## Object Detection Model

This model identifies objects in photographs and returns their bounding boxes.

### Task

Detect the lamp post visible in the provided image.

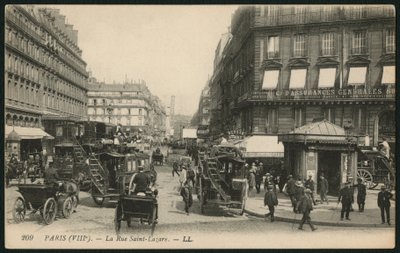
[344,120,354,183]
[107,103,114,123]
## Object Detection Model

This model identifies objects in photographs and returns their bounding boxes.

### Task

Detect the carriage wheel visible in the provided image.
[43,198,57,225]
[13,197,26,223]
[150,206,158,236]
[357,169,376,189]
[92,196,105,206]
[114,205,122,233]
[62,197,73,219]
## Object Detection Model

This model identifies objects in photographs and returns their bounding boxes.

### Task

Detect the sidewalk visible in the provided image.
[245,188,396,227]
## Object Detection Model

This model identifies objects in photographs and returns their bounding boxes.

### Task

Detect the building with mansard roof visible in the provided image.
[5,5,89,159]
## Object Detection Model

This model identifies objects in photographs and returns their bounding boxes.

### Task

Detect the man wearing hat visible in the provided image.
[286,175,297,212]
[377,185,393,225]
[305,175,316,205]
[356,178,367,212]
[294,180,305,213]
[319,174,329,204]
[179,164,193,215]
[338,181,354,221]
[131,166,150,194]
[264,185,278,222]
[298,188,317,231]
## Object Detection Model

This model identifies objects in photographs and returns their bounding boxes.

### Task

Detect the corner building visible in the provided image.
[209,5,395,181]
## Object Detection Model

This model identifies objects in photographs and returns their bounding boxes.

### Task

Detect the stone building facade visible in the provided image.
[87,79,166,138]
[5,5,89,158]
[209,5,395,148]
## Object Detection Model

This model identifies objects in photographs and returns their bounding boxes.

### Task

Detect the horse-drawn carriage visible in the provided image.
[89,150,155,206]
[357,147,395,190]
[13,182,78,225]
[114,181,158,235]
[196,144,248,215]
[152,148,164,165]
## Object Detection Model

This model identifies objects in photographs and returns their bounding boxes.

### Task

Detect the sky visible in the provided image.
[45,5,238,116]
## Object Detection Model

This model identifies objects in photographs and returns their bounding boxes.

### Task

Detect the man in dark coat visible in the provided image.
[338,181,354,221]
[172,160,180,177]
[298,189,317,231]
[132,167,150,194]
[356,178,367,212]
[305,175,316,205]
[264,185,278,222]
[255,163,263,194]
[294,181,305,214]
[377,185,393,225]
[286,175,297,212]
[319,175,329,204]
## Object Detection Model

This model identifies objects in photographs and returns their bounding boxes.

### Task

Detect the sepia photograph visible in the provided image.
[3,4,396,249]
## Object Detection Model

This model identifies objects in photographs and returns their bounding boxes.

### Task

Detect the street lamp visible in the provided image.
[343,120,354,183]
[107,103,114,123]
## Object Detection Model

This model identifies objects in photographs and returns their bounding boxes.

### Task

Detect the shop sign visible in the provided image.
[251,87,395,100]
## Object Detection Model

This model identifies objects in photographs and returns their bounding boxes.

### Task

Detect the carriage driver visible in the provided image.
[129,166,151,194]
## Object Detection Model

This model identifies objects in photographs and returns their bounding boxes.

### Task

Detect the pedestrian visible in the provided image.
[297,188,317,231]
[356,178,366,212]
[248,163,256,196]
[255,163,263,194]
[294,180,304,213]
[179,165,193,215]
[319,175,329,204]
[338,181,354,221]
[377,185,393,225]
[264,185,278,222]
[305,175,316,205]
[172,160,180,177]
[264,173,276,192]
[286,175,297,212]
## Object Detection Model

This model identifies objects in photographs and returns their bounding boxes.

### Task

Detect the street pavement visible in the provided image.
[245,187,396,227]
[4,151,396,249]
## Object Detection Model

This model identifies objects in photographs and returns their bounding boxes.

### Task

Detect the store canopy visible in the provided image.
[5,126,54,140]
[236,135,284,158]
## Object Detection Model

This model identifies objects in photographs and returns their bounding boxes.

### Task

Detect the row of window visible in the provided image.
[5,77,86,117]
[7,6,83,60]
[259,6,394,23]
[5,115,40,128]
[260,28,394,60]
[253,106,367,135]
[261,65,395,90]
[88,98,147,107]
[89,116,145,126]
[6,52,86,101]
[88,107,144,116]
[6,26,87,86]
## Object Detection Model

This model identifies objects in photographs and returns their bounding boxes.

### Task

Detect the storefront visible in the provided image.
[278,120,358,195]
[5,126,54,161]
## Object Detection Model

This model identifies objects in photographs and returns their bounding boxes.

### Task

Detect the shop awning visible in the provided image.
[318,68,336,88]
[5,126,54,140]
[236,135,284,158]
[348,66,367,86]
[382,66,395,85]
[262,70,280,89]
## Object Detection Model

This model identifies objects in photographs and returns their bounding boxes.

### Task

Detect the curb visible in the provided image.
[244,208,391,228]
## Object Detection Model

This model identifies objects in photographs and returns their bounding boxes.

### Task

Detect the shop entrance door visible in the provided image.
[318,151,341,196]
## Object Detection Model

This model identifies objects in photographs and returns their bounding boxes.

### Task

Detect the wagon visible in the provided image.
[13,183,77,225]
[357,148,395,190]
[152,151,164,165]
[114,192,158,235]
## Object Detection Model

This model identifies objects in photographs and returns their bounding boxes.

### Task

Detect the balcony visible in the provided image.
[6,11,44,43]
[255,6,394,28]
[238,86,395,103]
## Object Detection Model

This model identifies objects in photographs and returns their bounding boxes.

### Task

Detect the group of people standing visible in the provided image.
[247,161,280,195]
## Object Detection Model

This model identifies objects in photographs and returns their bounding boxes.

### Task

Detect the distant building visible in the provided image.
[172,114,192,140]
[191,82,211,127]
[87,78,166,138]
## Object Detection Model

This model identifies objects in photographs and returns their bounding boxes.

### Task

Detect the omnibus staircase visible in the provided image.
[376,155,395,184]
[71,138,107,196]
[206,157,231,203]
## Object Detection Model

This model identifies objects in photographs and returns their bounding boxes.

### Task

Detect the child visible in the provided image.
[264,185,278,222]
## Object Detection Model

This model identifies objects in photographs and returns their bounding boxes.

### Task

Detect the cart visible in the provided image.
[114,192,158,235]
[113,168,159,234]
[13,183,76,225]
[357,148,395,190]
[152,148,164,165]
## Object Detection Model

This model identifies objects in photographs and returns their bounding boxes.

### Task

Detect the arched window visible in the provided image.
[6,114,12,126]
